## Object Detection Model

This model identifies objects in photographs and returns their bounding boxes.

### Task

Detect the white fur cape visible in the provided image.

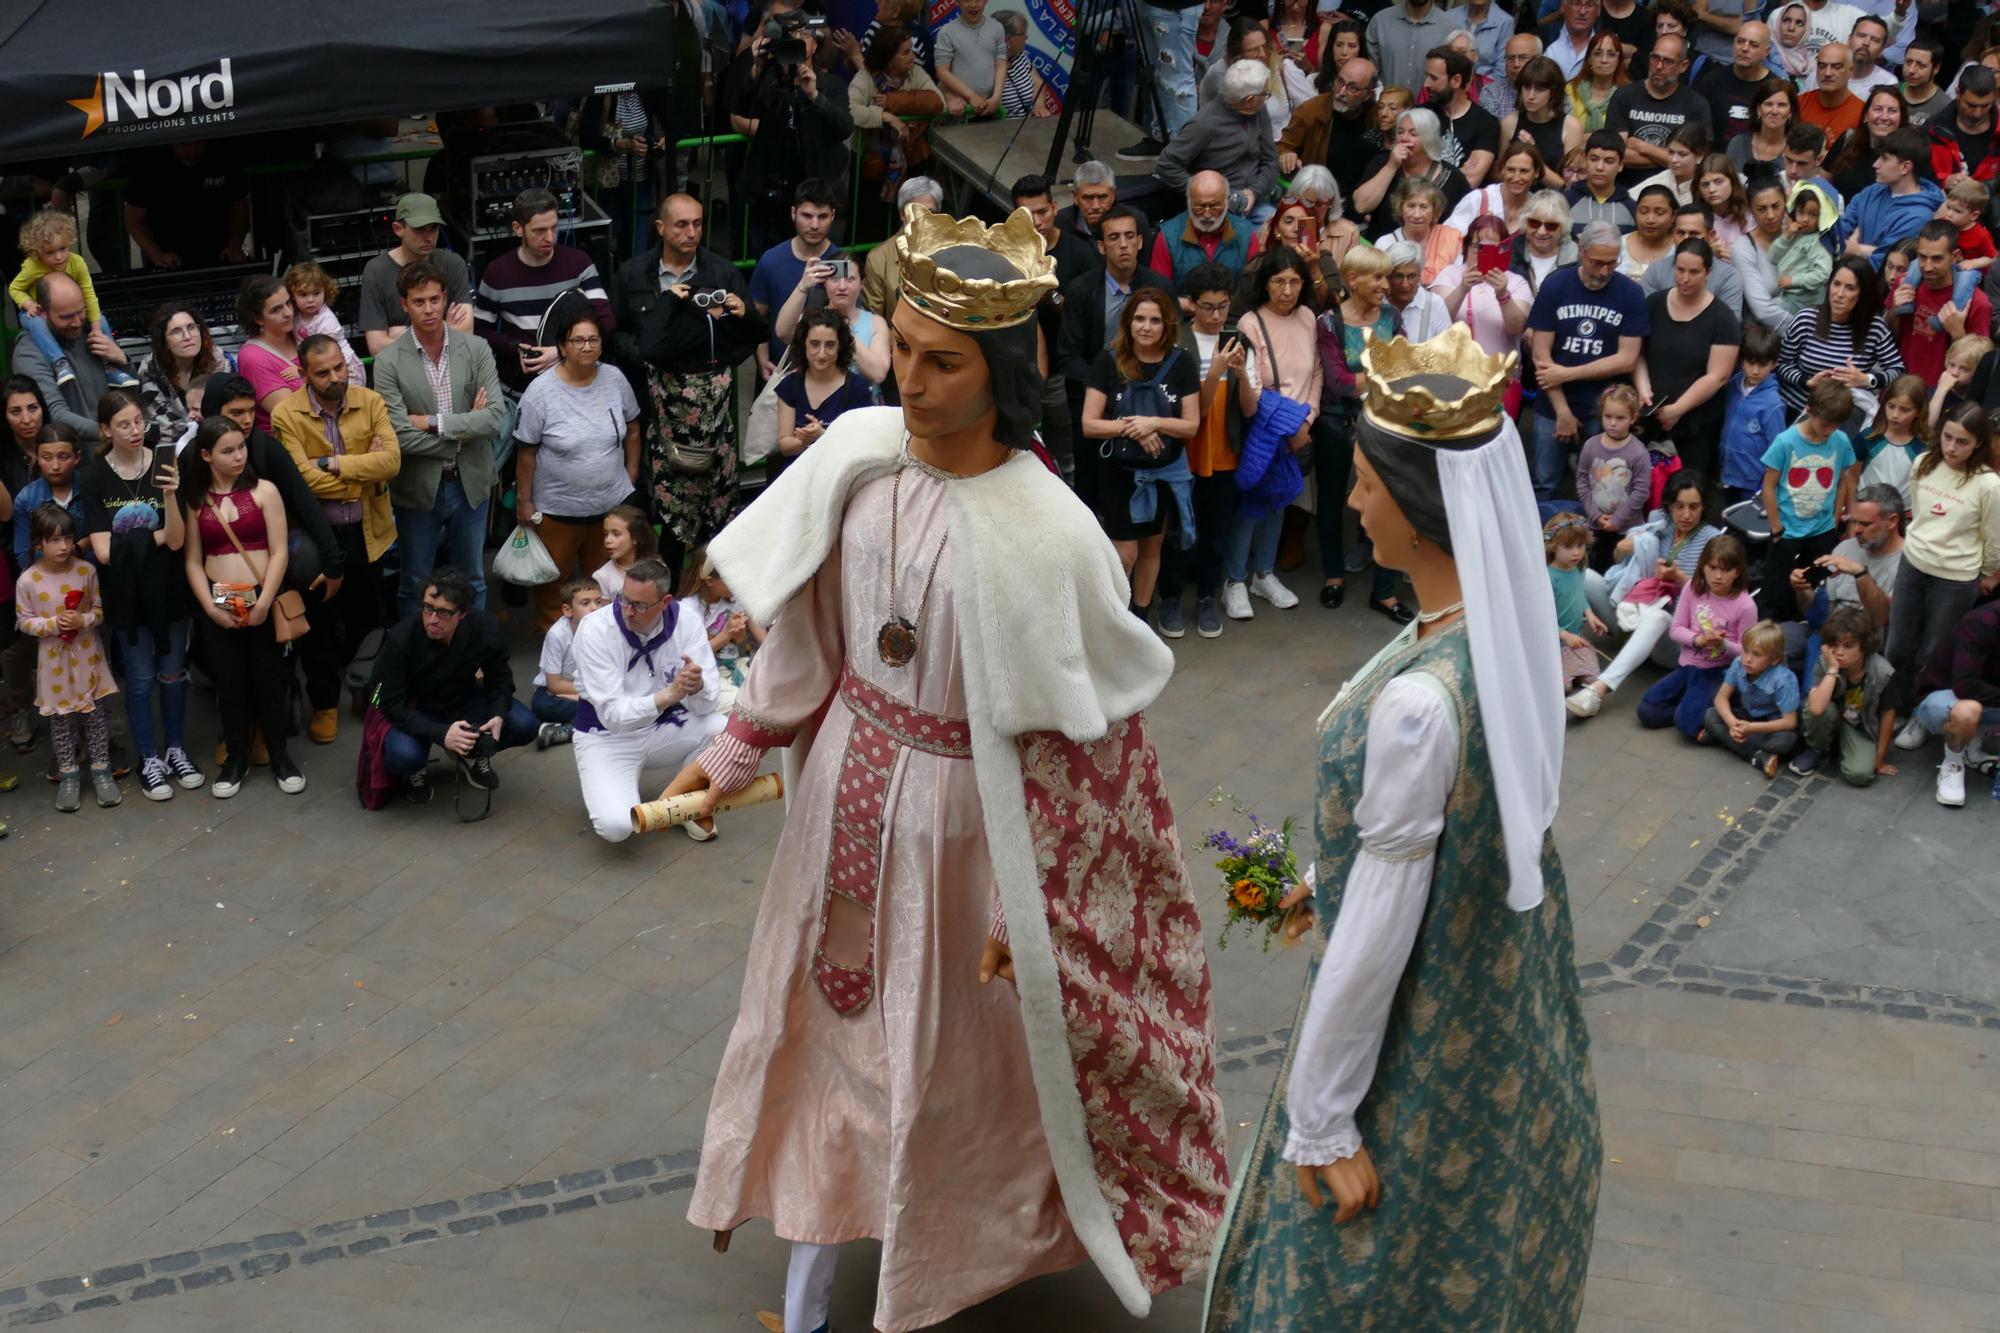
[706,406,1183,1316]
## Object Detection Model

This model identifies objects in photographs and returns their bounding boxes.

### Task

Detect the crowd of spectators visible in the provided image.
[5,0,2000,835]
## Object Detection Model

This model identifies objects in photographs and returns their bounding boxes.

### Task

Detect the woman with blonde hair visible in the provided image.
[1313,244,1407,619]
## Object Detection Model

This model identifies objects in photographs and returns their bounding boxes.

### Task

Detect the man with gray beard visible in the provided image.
[1277,58,1380,219]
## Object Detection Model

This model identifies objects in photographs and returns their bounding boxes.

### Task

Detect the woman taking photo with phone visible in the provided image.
[79,389,200,800]
[774,256,890,384]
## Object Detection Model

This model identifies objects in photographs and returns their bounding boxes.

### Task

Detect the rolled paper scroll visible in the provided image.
[630,772,785,834]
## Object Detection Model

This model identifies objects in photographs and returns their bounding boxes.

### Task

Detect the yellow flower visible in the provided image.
[1230,878,1262,909]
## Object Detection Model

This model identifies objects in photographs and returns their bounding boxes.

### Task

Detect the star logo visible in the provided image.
[67,76,105,137]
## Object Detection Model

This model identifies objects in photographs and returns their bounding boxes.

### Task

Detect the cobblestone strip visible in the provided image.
[0,1151,702,1324]
[1575,774,2000,1029]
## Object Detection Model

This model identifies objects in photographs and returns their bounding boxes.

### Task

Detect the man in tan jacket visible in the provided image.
[271,334,401,743]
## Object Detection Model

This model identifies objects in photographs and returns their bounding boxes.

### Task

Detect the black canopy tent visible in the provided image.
[0,0,676,163]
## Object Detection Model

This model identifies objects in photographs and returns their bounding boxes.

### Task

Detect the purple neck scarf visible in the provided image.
[615,598,679,676]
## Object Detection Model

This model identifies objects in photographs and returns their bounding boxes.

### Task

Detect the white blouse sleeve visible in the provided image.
[1284,674,1458,1166]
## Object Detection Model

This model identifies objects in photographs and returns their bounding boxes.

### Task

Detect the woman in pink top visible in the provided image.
[1636,533,1757,739]
[233,276,302,434]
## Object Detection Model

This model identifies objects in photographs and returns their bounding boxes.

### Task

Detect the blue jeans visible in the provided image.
[22,313,131,381]
[394,476,489,619]
[1527,409,1595,502]
[531,685,578,725]
[383,697,539,778]
[1223,509,1283,583]
[1914,690,2000,740]
[115,619,190,758]
[1636,663,1729,738]
[1136,2,1201,138]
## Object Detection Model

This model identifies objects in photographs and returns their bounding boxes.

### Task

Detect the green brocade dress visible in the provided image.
[1204,622,1601,1331]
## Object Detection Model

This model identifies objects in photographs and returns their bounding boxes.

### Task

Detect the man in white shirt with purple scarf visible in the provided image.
[572,557,726,843]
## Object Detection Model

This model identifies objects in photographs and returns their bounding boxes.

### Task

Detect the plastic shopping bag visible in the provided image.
[494,523,560,586]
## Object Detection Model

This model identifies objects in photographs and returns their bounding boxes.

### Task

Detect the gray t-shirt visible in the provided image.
[935,16,1007,100]
[1825,536,1901,613]
[514,365,642,518]
[358,249,475,332]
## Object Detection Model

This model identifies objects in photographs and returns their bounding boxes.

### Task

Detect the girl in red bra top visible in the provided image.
[196,482,270,553]
[179,416,301,797]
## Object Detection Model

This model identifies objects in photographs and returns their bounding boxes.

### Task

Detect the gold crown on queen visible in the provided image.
[1360,325,1517,441]
[895,205,1057,331]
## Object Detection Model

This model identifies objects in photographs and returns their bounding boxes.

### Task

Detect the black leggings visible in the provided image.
[198,614,291,765]
[1310,410,1395,598]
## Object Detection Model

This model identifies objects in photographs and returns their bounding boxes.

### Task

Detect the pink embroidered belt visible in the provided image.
[816,666,971,1015]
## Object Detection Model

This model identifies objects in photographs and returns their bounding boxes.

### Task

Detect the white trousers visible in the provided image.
[573,712,727,842]
[785,1241,839,1333]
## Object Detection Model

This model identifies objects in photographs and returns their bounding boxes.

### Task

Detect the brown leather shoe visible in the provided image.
[309,709,339,744]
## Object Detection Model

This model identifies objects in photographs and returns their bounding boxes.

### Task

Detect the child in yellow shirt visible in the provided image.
[9,210,135,389]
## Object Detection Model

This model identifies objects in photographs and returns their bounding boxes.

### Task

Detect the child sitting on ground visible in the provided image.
[1575,385,1652,570]
[8,211,136,389]
[1857,373,1928,511]
[591,504,658,600]
[1701,619,1801,777]
[530,575,607,748]
[1546,514,1607,695]
[1939,179,1996,273]
[1567,473,1726,719]
[284,262,367,388]
[1929,334,1993,431]
[1759,379,1858,620]
[1720,324,1787,507]
[1637,532,1756,738]
[1770,183,1836,315]
[1799,604,1898,786]
[680,547,764,698]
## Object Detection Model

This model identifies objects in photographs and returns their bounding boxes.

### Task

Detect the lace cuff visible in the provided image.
[725,703,797,750]
[698,730,764,794]
[1282,1117,1363,1167]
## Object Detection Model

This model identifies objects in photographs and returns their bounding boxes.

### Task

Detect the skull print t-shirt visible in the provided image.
[1761,423,1857,540]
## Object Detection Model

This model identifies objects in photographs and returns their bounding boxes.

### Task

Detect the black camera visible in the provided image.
[691,289,730,309]
[1798,559,1833,588]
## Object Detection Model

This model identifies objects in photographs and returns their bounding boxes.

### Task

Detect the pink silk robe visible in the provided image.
[687,466,1228,1330]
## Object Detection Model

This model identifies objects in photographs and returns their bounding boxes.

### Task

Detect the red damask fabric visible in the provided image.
[1017,716,1232,1293]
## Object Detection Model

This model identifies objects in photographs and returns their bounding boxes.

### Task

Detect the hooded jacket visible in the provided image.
[1829,176,1944,260]
[1929,110,2000,186]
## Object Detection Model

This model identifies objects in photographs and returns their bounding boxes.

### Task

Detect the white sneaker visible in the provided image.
[1938,748,1967,807]
[1966,738,1999,770]
[1222,581,1254,620]
[1894,717,1928,750]
[1565,686,1603,718]
[1248,572,1299,609]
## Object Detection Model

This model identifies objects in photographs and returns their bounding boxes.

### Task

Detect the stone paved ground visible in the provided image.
[2,565,1997,1331]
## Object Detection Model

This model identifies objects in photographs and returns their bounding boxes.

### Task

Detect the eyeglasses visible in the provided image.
[1649,52,1685,65]
[1333,77,1369,94]
[1525,218,1562,231]
[566,335,602,348]
[617,593,663,612]
[420,602,465,621]
[1195,300,1232,315]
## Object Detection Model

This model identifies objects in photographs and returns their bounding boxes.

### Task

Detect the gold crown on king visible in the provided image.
[1359,325,1517,441]
[895,205,1057,331]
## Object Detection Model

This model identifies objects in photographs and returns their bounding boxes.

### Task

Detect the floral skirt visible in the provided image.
[643,368,740,549]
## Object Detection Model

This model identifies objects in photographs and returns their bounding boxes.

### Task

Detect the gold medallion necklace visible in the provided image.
[877,467,948,668]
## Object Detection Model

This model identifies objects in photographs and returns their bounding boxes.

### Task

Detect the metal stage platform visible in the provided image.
[926,110,1157,214]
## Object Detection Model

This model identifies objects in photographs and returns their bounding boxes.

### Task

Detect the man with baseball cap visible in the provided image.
[359,193,476,356]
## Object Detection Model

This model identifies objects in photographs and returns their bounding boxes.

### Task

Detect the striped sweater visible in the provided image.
[1776,308,1904,417]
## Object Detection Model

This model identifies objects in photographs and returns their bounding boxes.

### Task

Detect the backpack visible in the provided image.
[1103,349,1183,465]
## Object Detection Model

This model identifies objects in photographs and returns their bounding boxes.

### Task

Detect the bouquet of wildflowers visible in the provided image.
[1201,800,1305,950]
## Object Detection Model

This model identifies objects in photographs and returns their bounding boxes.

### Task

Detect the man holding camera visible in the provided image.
[611,194,768,573]
[748,179,843,380]
[730,9,854,257]
[474,188,616,395]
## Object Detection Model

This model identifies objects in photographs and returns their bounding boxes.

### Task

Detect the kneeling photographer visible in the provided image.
[730,8,854,256]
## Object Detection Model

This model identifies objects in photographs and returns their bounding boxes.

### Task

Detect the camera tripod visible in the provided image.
[1043,0,1170,178]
